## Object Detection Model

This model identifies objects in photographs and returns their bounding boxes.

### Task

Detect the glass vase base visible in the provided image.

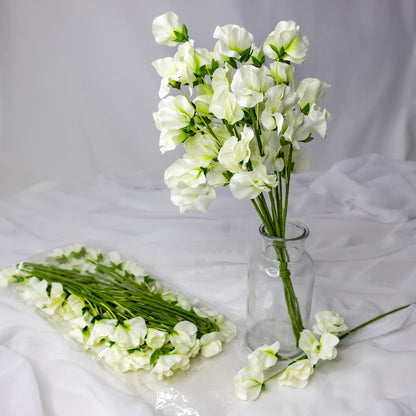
[246,318,301,358]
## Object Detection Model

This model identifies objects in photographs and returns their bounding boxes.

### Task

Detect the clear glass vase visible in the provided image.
[246,221,315,357]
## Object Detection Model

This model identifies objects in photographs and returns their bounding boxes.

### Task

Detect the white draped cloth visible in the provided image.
[1,154,415,416]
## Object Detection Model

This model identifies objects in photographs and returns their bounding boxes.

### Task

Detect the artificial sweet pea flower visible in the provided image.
[312,310,348,335]
[152,11,186,46]
[200,332,223,358]
[153,95,195,131]
[86,319,117,346]
[151,353,189,379]
[268,61,292,84]
[296,78,330,111]
[145,328,168,349]
[169,321,198,353]
[111,317,147,349]
[170,182,216,214]
[277,359,314,388]
[184,131,221,168]
[102,344,132,372]
[213,24,253,59]
[164,157,207,190]
[298,329,339,364]
[159,129,188,154]
[261,84,298,131]
[218,126,254,173]
[307,104,331,138]
[231,65,274,108]
[234,364,265,401]
[282,108,314,149]
[129,350,153,371]
[230,166,278,200]
[22,277,51,309]
[263,20,309,64]
[247,341,280,371]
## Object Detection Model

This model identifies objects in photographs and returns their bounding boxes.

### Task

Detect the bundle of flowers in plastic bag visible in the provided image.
[0,244,236,379]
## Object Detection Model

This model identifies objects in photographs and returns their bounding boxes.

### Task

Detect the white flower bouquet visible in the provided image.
[152,11,330,346]
[0,244,236,379]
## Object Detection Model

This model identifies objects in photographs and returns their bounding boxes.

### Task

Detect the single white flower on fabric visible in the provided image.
[307,104,331,138]
[247,341,280,371]
[218,126,254,173]
[145,328,168,349]
[296,78,330,110]
[263,20,309,64]
[269,61,292,84]
[318,332,340,361]
[169,321,198,353]
[200,332,223,358]
[234,364,265,401]
[213,24,253,59]
[230,166,278,200]
[298,329,321,364]
[299,329,339,364]
[277,359,314,388]
[153,95,195,131]
[231,65,274,108]
[111,317,147,349]
[184,131,221,167]
[261,84,298,131]
[152,11,184,46]
[291,147,310,174]
[87,319,117,346]
[312,311,348,335]
[151,353,185,379]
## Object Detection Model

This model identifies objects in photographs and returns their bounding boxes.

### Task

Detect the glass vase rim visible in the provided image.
[259,221,310,242]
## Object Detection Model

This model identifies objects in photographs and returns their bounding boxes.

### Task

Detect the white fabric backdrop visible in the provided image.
[0,0,416,196]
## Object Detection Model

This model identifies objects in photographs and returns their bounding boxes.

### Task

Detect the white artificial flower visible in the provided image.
[269,61,292,84]
[101,344,132,372]
[209,87,244,124]
[169,321,198,353]
[283,108,314,148]
[231,65,274,108]
[153,95,195,131]
[261,130,284,174]
[171,183,216,214]
[312,311,348,335]
[213,24,253,59]
[261,84,298,131]
[22,277,50,308]
[218,126,254,173]
[299,329,339,364]
[159,129,188,154]
[145,328,168,349]
[175,292,194,311]
[164,157,206,190]
[42,282,65,315]
[247,341,280,371]
[277,359,314,388]
[122,260,147,278]
[263,20,309,64]
[248,43,265,66]
[193,93,212,115]
[58,294,85,320]
[234,364,265,401]
[151,353,188,379]
[152,11,184,46]
[296,78,330,110]
[87,319,117,346]
[229,167,278,200]
[200,332,223,358]
[104,250,122,266]
[111,317,147,349]
[129,350,153,371]
[307,104,331,138]
[206,164,229,187]
[184,131,221,167]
